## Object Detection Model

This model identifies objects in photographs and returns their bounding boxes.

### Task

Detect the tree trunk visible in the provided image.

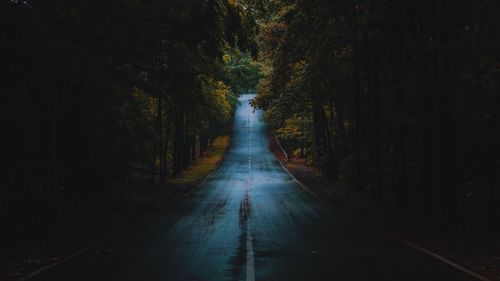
[312,100,334,178]
[49,77,59,216]
[372,61,382,199]
[191,135,197,163]
[491,82,500,221]
[157,94,164,186]
[394,0,408,211]
[200,134,209,157]
[435,0,458,223]
[353,0,363,188]
[160,104,172,184]
[173,107,185,176]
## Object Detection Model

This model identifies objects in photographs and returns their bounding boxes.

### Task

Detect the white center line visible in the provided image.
[246,100,255,281]
[246,222,255,281]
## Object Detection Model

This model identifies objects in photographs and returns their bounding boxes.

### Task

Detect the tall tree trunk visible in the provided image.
[200,133,209,157]
[160,104,172,184]
[173,107,184,176]
[372,61,382,199]
[191,135,197,163]
[491,81,500,222]
[49,77,59,215]
[417,0,433,218]
[353,0,363,188]
[395,90,408,211]
[435,0,458,223]
[335,101,347,149]
[157,94,164,186]
[394,0,408,211]
[182,114,191,169]
[312,99,334,178]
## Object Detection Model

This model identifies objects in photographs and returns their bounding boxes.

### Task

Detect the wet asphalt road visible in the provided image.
[30,94,474,281]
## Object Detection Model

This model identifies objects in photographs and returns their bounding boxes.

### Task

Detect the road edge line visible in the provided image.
[246,221,255,281]
[17,234,117,281]
[276,159,491,281]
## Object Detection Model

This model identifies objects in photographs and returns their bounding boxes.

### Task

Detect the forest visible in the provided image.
[1,0,261,238]
[253,0,500,228]
[1,0,500,279]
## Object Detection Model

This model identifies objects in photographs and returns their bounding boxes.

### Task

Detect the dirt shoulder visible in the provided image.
[0,136,230,281]
[270,134,499,281]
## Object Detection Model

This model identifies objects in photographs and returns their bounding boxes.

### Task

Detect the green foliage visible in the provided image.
[199,76,237,137]
[276,115,311,158]
[218,50,263,95]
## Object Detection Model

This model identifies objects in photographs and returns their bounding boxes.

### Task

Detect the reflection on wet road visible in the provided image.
[31,94,473,281]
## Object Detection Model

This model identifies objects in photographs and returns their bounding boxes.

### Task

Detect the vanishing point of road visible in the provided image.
[29,94,476,281]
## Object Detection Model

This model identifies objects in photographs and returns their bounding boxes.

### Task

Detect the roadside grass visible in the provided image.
[0,136,230,281]
[169,135,230,185]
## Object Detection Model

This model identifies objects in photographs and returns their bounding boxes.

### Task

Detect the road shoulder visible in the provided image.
[269,133,498,281]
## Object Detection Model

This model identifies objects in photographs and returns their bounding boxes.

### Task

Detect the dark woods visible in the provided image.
[2,0,500,251]
[1,0,259,235]
[253,0,500,227]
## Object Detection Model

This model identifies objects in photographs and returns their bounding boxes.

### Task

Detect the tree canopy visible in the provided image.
[252,0,500,225]
[0,0,262,232]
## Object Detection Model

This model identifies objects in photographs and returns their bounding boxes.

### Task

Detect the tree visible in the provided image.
[253,0,500,226]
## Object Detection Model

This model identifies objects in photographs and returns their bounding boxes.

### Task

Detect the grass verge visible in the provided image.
[1,135,231,281]
[169,135,230,186]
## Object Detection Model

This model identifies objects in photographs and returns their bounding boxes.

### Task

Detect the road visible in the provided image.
[30,94,474,281]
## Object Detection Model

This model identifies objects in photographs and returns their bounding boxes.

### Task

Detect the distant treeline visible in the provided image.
[0,0,261,229]
[252,0,500,224]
